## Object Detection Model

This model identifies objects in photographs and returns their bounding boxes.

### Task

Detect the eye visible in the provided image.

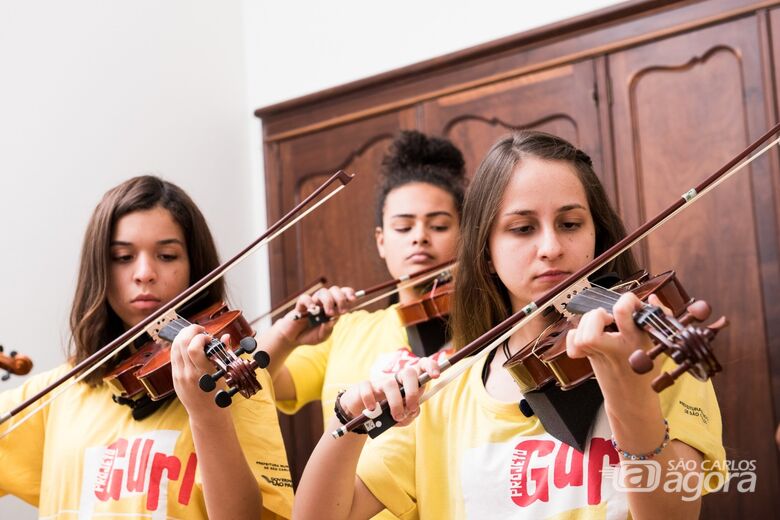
[560,221,582,231]
[431,224,450,232]
[159,254,179,262]
[112,254,133,263]
[509,225,534,235]
[393,226,412,233]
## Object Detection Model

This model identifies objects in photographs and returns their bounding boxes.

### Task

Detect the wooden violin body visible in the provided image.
[105,301,256,403]
[396,276,454,357]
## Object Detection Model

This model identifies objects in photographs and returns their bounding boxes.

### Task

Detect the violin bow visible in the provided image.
[248,276,328,326]
[333,122,780,438]
[1,170,354,436]
[291,259,456,321]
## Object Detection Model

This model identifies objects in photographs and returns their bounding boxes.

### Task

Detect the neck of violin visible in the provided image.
[564,286,624,316]
[157,317,192,343]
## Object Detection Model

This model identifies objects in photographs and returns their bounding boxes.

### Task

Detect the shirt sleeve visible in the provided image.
[0,367,67,505]
[231,368,294,519]
[356,422,419,520]
[275,334,334,415]
[657,356,726,492]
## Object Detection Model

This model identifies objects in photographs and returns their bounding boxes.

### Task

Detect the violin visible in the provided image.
[0,345,33,381]
[503,270,726,394]
[104,301,269,408]
[396,272,454,357]
[396,273,453,327]
[293,259,455,326]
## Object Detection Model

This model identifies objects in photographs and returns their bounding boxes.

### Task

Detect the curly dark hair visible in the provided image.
[375,130,467,226]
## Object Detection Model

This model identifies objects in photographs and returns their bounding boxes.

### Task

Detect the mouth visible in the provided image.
[407,252,434,263]
[534,270,570,282]
[131,295,161,308]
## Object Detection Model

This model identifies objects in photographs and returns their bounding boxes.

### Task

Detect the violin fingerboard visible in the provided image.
[565,287,614,316]
[156,317,191,343]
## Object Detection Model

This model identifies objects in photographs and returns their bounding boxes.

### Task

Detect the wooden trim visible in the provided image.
[257,0,780,142]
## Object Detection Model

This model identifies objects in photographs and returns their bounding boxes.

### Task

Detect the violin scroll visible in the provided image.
[0,345,33,381]
[628,298,727,391]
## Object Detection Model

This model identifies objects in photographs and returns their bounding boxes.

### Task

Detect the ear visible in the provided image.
[375,226,386,259]
[487,256,496,274]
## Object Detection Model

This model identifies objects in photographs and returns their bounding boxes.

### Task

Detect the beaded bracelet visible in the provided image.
[334,389,368,434]
[611,419,670,461]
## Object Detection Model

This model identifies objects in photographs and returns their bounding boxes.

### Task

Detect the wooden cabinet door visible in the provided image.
[265,108,416,484]
[609,16,779,516]
[420,60,609,195]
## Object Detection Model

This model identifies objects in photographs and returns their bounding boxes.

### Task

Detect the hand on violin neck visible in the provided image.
[170,325,231,418]
[565,292,655,373]
[281,285,357,345]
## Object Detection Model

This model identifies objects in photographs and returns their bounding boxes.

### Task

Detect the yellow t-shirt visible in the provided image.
[278,305,413,425]
[357,354,725,520]
[0,364,293,519]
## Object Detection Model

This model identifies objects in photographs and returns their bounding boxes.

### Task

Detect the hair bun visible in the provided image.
[381,130,465,180]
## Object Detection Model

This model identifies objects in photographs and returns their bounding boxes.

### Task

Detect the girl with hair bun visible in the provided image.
[263,130,466,434]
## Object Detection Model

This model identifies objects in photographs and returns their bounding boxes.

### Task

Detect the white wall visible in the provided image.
[0,1,623,517]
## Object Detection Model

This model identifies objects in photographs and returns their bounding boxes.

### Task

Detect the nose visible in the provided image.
[537,227,563,260]
[133,253,157,284]
[411,221,430,246]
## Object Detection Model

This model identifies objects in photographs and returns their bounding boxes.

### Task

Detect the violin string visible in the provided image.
[572,289,677,338]
[584,286,679,336]
[571,288,679,340]
[159,317,234,365]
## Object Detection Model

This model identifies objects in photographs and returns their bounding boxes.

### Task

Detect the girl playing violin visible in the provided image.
[294,131,726,519]
[0,176,293,519]
[264,131,466,427]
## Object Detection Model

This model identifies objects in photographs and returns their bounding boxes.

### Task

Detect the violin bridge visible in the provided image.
[549,279,592,320]
[145,309,182,343]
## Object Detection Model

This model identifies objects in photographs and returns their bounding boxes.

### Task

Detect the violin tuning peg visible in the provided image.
[651,372,674,392]
[651,361,691,392]
[237,337,257,355]
[629,349,654,374]
[199,367,225,392]
[703,316,729,340]
[629,343,666,374]
[252,350,270,369]
[215,386,239,408]
[680,300,711,325]
[0,345,4,352]
[9,351,17,358]
[1,371,10,381]
[199,374,217,392]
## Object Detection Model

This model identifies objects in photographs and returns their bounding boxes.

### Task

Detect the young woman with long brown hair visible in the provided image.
[0,176,293,519]
[293,131,726,519]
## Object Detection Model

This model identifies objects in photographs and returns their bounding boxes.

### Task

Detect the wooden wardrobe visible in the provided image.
[255,0,780,516]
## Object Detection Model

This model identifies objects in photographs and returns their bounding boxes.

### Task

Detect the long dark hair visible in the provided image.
[69,175,224,385]
[452,131,639,349]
